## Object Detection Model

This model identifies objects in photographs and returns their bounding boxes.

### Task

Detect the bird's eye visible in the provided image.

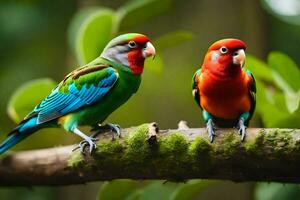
[220,46,228,54]
[128,41,137,48]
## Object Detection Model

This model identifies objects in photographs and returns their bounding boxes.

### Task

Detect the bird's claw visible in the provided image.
[73,137,98,155]
[206,119,216,143]
[237,118,246,141]
[91,123,121,140]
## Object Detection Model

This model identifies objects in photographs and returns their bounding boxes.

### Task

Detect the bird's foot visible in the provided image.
[91,123,121,140]
[73,137,98,155]
[206,119,216,143]
[236,118,247,141]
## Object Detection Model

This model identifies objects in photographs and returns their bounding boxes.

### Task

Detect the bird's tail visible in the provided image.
[0,117,40,154]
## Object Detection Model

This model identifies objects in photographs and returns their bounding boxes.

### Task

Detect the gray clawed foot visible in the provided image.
[206,119,216,143]
[73,137,98,155]
[237,118,246,141]
[91,123,121,140]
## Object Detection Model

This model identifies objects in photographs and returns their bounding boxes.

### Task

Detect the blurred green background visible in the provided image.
[0,0,299,199]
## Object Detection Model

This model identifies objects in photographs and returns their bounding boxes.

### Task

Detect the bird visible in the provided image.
[0,33,156,154]
[192,38,256,142]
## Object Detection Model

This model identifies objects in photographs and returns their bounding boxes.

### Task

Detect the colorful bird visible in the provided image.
[192,39,256,142]
[0,33,156,154]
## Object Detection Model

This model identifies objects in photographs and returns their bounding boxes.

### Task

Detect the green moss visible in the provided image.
[92,140,125,172]
[67,124,151,170]
[189,137,212,158]
[214,132,240,158]
[265,129,292,155]
[124,124,153,165]
[126,124,149,147]
[293,138,300,152]
[245,129,294,157]
[67,150,85,169]
[188,137,212,172]
[160,133,189,154]
[157,133,191,180]
[67,139,125,170]
[68,126,300,179]
[245,130,265,156]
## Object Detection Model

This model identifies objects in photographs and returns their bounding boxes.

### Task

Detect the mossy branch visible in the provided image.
[0,122,299,186]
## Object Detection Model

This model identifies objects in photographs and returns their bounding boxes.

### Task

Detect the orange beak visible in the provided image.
[142,42,156,58]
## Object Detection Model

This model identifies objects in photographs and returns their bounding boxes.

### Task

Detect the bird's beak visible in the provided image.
[142,42,156,58]
[233,49,245,67]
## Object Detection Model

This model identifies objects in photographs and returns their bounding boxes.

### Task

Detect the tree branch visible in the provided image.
[0,122,299,186]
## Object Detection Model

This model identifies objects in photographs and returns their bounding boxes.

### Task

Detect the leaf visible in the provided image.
[68,8,116,65]
[271,70,300,113]
[138,181,178,200]
[7,78,56,123]
[153,31,194,51]
[98,180,140,200]
[268,51,300,92]
[255,182,300,200]
[254,80,290,127]
[125,190,143,200]
[170,180,216,200]
[245,54,273,82]
[276,105,300,128]
[117,0,172,30]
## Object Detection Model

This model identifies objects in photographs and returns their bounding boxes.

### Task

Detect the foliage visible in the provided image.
[255,182,300,200]
[98,180,215,200]
[68,0,193,68]
[246,52,300,128]
[7,78,56,123]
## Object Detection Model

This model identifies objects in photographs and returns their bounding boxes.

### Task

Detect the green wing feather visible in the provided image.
[244,68,256,125]
[192,68,202,109]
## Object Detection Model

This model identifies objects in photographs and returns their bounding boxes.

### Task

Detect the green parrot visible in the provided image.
[0,33,156,154]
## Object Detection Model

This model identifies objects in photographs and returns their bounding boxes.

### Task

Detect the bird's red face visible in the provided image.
[126,35,156,75]
[101,33,156,75]
[203,39,246,71]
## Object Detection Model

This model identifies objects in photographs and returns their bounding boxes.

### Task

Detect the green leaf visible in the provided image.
[255,182,300,200]
[170,180,216,200]
[276,105,300,128]
[268,51,300,92]
[98,180,140,200]
[7,78,56,123]
[271,70,300,113]
[153,31,194,51]
[246,54,273,82]
[118,0,172,30]
[254,80,289,127]
[139,181,178,200]
[68,8,116,65]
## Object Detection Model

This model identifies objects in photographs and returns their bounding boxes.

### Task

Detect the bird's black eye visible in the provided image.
[220,46,228,54]
[128,41,137,48]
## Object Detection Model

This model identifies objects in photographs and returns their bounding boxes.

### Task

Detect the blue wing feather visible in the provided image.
[30,67,119,124]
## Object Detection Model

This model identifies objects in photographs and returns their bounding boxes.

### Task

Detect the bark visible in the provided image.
[0,122,299,186]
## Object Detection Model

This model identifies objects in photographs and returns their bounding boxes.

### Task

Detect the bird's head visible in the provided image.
[101,33,156,75]
[204,38,246,71]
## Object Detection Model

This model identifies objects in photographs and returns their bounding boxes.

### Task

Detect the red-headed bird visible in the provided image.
[0,33,156,154]
[192,39,256,142]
